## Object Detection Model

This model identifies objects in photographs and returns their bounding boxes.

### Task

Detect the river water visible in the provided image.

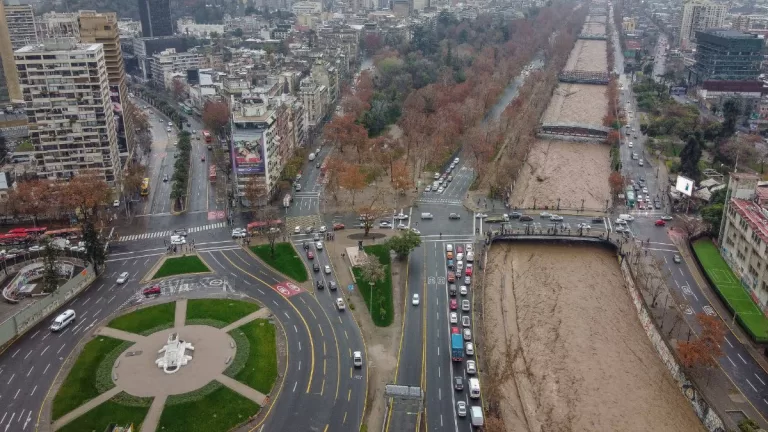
[484,52,545,123]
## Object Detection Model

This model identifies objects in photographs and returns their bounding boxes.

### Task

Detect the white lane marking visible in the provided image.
[23,350,31,360]
[29,386,36,396]
[258,289,265,294]
[13,389,19,399]
[41,333,49,341]
[755,374,766,386]
[40,346,49,356]
[746,379,757,392]
[0,412,6,427]
[737,353,747,364]
[294,325,298,333]
[298,361,301,371]
[43,364,50,375]
[284,312,289,318]
[17,410,23,423]
[293,381,297,392]
[273,300,278,306]
[108,295,116,304]
[439,387,442,400]
[26,366,33,377]
[30,331,39,339]
[724,337,733,348]
[7,374,14,385]
[438,367,441,378]
[11,349,19,358]
[726,356,736,367]
[57,344,66,354]
[298,342,301,351]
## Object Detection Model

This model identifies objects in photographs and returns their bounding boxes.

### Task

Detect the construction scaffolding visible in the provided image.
[558,70,610,85]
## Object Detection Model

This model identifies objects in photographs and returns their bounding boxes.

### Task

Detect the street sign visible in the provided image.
[348,284,355,291]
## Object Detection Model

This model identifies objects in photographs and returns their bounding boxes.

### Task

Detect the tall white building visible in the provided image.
[150,48,202,89]
[679,0,727,50]
[4,5,38,50]
[35,12,79,40]
[15,40,121,185]
[298,76,327,128]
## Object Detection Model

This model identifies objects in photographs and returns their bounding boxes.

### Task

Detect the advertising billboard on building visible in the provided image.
[231,130,265,175]
[676,175,695,196]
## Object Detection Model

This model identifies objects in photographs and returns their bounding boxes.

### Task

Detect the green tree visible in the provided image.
[701,204,723,235]
[386,230,422,260]
[232,28,244,37]
[721,98,741,137]
[41,238,60,294]
[679,136,702,180]
[82,219,107,273]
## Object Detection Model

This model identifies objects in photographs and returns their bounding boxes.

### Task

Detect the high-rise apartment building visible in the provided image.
[15,40,121,185]
[4,5,38,50]
[732,14,751,31]
[149,48,201,89]
[138,0,173,37]
[679,0,727,50]
[36,12,79,40]
[78,11,135,162]
[0,1,22,103]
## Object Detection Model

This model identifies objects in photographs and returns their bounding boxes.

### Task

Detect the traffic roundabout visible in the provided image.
[45,297,280,432]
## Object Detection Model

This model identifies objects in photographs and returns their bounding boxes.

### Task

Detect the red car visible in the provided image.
[307,251,315,259]
[142,285,161,297]
[465,266,473,277]
[450,299,458,310]
[451,326,460,334]
[333,223,345,230]
[638,203,645,210]
[456,246,463,254]
[655,220,666,227]
[447,271,455,283]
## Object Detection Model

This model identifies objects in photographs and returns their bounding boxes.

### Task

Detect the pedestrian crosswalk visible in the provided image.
[294,191,320,198]
[416,197,463,206]
[117,222,227,242]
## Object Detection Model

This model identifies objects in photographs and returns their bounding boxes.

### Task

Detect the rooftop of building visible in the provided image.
[15,40,102,54]
[700,28,760,39]
[731,198,768,244]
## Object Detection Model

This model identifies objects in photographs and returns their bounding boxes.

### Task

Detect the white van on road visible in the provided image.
[50,309,76,332]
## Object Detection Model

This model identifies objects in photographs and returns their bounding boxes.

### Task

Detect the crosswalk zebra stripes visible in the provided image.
[117,222,227,242]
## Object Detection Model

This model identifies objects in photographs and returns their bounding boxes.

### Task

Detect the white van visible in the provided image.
[618,214,634,222]
[446,244,454,252]
[468,378,480,399]
[50,309,76,332]
[308,152,316,161]
[421,213,433,220]
[466,252,474,262]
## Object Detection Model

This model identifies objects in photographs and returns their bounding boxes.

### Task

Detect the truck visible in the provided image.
[451,333,464,361]
[283,194,291,208]
[485,214,509,223]
[470,406,484,427]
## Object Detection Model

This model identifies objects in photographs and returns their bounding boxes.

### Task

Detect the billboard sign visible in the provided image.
[670,86,687,95]
[675,175,695,196]
[232,131,265,175]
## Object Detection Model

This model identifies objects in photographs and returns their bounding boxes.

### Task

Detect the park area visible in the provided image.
[692,239,768,342]
[482,243,704,432]
[509,138,612,211]
[153,255,210,279]
[250,243,308,282]
[352,244,394,327]
[50,298,279,432]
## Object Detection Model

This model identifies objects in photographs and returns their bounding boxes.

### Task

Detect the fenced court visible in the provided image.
[692,239,768,343]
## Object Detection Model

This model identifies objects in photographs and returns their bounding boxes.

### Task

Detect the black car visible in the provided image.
[328,281,337,290]
[510,212,522,219]
[313,263,320,272]
[519,215,533,222]
[303,242,310,250]
[316,280,325,290]
[591,217,604,223]
[454,376,464,391]
[449,213,461,220]
[449,284,457,296]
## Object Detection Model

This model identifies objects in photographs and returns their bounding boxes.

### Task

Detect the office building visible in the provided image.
[689,29,763,84]
[78,11,135,162]
[15,40,121,185]
[0,1,22,103]
[719,173,768,312]
[679,0,726,50]
[298,77,327,128]
[4,5,37,50]
[732,14,751,31]
[138,0,173,37]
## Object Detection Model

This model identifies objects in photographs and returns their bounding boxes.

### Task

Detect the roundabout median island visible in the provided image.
[47,298,280,432]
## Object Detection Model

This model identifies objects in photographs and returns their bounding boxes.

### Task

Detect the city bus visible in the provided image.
[44,227,81,238]
[8,227,47,236]
[140,178,150,196]
[202,130,212,143]
[209,166,216,182]
[625,186,635,208]
[179,104,192,115]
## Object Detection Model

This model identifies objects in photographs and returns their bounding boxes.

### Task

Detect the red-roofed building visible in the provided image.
[720,173,768,312]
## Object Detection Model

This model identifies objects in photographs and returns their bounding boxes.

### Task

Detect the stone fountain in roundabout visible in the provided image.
[155,332,195,374]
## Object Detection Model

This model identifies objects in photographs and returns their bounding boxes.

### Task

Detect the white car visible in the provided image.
[232,229,247,238]
[379,221,392,228]
[464,276,471,285]
[319,226,327,233]
[170,235,186,245]
[456,401,467,417]
[642,188,648,194]
[316,242,324,250]
[661,215,673,221]
[425,186,432,192]
[465,244,473,253]
[433,172,440,180]
[113,199,120,207]
[409,228,421,235]
[463,328,472,341]
[294,226,301,234]
[117,272,129,284]
[466,360,477,374]
[324,265,331,274]
[395,213,408,220]
[353,351,363,367]
[28,245,44,252]
[628,142,633,148]
[549,215,563,222]
[462,299,470,311]
[454,157,460,164]
[540,211,551,218]
[336,298,346,310]
[450,312,458,324]
[437,186,444,194]
[577,223,591,230]
[50,309,76,332]
[465,342,474,355]
[462,315,470,327]
[460,285,468,296]
[412,293,420,305]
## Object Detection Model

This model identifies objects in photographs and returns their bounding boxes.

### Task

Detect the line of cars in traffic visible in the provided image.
[425,157,461,194]
[444,242,484,426]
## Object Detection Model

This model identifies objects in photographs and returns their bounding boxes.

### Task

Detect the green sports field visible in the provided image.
[692,239,768,343]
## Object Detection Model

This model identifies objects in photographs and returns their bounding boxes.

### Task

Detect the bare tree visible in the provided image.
[679,216,709,240]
